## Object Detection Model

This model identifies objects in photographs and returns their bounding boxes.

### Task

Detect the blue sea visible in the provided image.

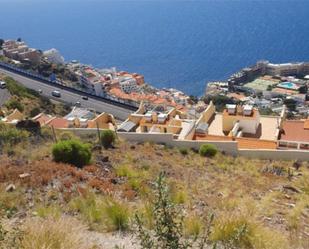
[1,0,309,96]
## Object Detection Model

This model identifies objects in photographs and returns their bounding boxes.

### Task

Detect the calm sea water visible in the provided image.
[1,0,309,96]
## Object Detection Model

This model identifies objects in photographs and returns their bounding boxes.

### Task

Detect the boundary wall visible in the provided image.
[61,128,309,160]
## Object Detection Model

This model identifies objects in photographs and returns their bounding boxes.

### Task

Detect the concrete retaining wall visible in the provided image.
[60,128,309,161]
[118,132,238,155]
[239,149,309,161]
[60,128,238,156]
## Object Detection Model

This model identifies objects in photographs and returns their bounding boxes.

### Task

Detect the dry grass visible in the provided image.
[1,136,309,248]
[20,216,95,249]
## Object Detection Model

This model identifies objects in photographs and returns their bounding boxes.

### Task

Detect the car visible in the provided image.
[38,89,42,94]
[0,81,6,89]
[75,101,81,107]
[82,96,88,100]
[51,90,61,97]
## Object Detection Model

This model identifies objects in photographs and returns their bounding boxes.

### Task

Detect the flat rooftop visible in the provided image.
[206,113,278,140]
[280,120,309,143]
[243,116,278,140]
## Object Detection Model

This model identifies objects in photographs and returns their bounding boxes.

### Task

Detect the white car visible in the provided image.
[0,81,6,89]
[51,90,61,97]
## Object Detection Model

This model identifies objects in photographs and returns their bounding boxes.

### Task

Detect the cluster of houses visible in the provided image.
[0,107,116,131]
[65,61,192,111]
[206,61,309,116]
[1,39,196,113]
[1,101,309,153]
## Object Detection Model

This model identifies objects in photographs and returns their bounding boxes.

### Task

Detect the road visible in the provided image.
[0,68,133,121]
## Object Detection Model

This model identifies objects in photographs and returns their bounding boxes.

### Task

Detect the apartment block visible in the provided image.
[2,40,41,63]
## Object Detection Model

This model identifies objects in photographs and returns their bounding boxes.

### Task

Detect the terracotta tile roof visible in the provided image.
[33,114,54,126]
[236,138,277,149]
[280,120,309,142]
[47,118,69,129]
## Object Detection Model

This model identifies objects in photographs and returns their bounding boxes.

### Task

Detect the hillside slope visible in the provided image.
[0,124,309,249]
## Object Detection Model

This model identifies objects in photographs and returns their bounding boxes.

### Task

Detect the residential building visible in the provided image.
[2,40,41,63]
[43,48,65,64]
[194,102,280,149]
[118,102,195,140]
[119,77,140,94]
[0,109,24,124]
[32,108,116,130]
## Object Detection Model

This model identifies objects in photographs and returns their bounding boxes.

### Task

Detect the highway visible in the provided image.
[0,68,133,121]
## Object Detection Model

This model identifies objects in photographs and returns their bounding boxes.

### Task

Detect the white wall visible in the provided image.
[239,149,309,161]
[59,128,309,161]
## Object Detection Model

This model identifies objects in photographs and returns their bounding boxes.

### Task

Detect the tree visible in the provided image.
[100,130,116,149]
[134,172,214,249]
[283,99,297,112]
[52,139,92,168]
[17,38,22,42]
[189,95,198,104]
[299,85,308,94]
[203,95,236,112]
[16,119,41,134]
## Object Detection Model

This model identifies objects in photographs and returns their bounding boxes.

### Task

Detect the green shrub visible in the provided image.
[30,107,41,117]
[100,130,116,149]
[179,147,188,156]
[52,139,91,168]
[0,123,29,146]
[4,76,38,99]
[199,144,218,157]
[58,131,76,141]
[5,99,24,112]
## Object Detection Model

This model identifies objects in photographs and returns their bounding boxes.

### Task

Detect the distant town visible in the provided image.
[1,38,309,160]
[0,39,201,116]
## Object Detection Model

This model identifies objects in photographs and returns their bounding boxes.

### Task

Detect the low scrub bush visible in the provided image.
[104,198,130,231]
[211,215,253,248]
[69,192,104,229]
[70,193,130,232]
[172,190,188,205]
[52,139,91,168]
[134,172,213,249]
[100,130,116,149]
[36,204,62,219]
[30,107,41,117]
[199,144,218,157]
[4,76,38,99]
[5,98,24,112]
[184,215,204,237]
[179,147,188,156]
[20,217,94,249]
[0,123,29,146]
[210,215,288,249]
